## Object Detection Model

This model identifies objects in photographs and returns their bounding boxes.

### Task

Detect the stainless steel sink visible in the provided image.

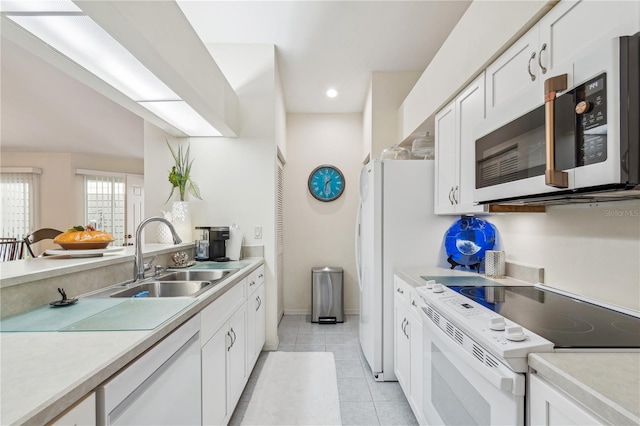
[84,268,240,299]
[157,270,232,282]
[109,281,212,298]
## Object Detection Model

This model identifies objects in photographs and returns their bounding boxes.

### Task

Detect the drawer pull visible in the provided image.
[538,43,547,74]
[396,288,404,294]
[527,51,536,81]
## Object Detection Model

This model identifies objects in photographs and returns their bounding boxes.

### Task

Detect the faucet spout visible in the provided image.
[135,216,182,281]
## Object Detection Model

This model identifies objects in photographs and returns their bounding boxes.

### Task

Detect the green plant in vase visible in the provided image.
[166,141,202,203]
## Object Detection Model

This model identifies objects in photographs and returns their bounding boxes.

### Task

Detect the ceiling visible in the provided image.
[178,1,471,113]
[0,1,470,156]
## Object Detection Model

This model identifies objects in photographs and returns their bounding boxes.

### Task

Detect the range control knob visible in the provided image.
[575,100,592,115]
[489,317,506,331]
[432,283,444,293]
[425,280,435,289]
[505,325,526,342]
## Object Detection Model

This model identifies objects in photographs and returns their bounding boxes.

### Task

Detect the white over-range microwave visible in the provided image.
[474,33,640,205]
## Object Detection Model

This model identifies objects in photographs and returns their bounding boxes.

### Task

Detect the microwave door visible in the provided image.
[474,101,576,204]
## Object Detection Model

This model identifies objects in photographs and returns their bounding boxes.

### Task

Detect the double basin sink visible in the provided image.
[91,269,237,299]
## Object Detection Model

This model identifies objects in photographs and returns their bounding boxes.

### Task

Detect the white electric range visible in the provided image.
[413,275,640,425]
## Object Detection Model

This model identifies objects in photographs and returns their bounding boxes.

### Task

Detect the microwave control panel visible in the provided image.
[576,73,607,166]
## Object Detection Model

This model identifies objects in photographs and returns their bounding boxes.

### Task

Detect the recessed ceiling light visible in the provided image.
[326,88,338,98]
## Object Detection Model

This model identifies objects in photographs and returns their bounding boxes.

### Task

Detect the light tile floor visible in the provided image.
[230,315,418,425]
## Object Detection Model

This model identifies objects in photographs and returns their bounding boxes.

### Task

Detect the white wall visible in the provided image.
[144,44,282,350]
[1,151,143,234]
[490,200,640,311]
[370,71,421,159]
[284,113,363,315]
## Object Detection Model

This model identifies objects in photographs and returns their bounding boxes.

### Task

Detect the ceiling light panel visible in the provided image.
[139,101,222,137]
[6,14,180,102]
[0,0,80,13]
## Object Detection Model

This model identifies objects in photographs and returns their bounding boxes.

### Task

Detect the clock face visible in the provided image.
[308,165,345,202]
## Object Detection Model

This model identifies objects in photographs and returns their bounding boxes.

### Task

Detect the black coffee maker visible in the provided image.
[196,226,229,261]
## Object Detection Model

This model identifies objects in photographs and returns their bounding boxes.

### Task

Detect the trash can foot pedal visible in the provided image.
[318,316,337,324]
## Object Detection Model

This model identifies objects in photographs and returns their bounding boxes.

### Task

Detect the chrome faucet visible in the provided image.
[135,216,182,281]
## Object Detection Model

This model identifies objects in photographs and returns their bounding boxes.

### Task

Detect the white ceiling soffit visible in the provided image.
[178,0,472,113]
[74,0,239,137]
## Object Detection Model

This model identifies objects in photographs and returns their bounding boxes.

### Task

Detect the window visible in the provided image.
[0,168,41,238]
[82,173,125,246]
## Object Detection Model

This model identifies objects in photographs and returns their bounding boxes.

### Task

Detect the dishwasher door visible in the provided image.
[97,316,201,426]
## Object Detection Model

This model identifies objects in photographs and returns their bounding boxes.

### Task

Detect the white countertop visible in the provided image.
[529,353,640,425]
[395,266,536,289]
[0,257,263,425]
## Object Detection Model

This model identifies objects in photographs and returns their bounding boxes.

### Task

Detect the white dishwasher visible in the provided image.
[97,315,201,426]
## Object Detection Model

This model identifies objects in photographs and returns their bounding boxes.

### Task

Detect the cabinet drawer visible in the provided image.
[394,276,411,307]
[201,280,246,345]
[247,264,265,296]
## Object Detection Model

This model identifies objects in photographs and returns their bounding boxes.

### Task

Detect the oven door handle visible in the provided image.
[421,309,524,396]
[543,73,569,188]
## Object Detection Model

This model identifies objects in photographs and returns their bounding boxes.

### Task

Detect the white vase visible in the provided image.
[171,201,192,242]
[157,210,175,243]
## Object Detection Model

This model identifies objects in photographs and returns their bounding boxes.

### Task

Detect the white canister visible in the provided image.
[227,223,243,261]
[485,250,505,278]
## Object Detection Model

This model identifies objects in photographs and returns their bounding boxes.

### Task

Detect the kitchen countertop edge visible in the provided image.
[529,352,640,425]
[1,257,264,426]
[0,243,196,288]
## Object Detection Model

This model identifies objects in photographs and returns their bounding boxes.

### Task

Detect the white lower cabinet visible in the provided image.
[201,280,247,426]
[246,265,266,370]
[393,276,425,424]
[246,282,266,370]
[51,392,96,426]
[202,303,247,425]
[529,374,605,426]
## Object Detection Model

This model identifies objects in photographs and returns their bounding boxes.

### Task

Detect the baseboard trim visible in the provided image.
[282,309,360,316]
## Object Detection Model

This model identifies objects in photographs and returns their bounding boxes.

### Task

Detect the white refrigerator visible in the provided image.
[356,160,453,381]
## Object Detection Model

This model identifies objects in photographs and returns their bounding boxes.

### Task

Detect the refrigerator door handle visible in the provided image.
[355,200,363,292]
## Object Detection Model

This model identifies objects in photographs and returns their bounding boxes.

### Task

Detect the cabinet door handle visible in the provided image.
[411,300,417,307]
[250,280,256,287]
[400,318,406,334]
[230,328,236,349]
[396,287,404,294]
[404,319,410,339]
[227,331,232,351]
[527,51,537,81]
[544,74,569,188]
[538,43,547,74]
[448,187,454,205]
[452,186,459,204]
[256,295,261,311]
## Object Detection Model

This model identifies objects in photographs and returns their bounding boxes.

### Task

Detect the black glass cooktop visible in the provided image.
[449,285,640,349]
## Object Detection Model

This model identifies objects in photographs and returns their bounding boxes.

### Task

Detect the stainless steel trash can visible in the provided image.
[311,266,344,324]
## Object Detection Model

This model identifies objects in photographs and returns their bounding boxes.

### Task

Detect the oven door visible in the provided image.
[420,307,525,425]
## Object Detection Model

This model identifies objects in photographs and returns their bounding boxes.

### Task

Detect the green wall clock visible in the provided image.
[308,165,346,202]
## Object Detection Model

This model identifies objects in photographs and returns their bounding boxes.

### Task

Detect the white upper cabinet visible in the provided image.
[485,26,541,118]
[486,0,640,119]
[435,73,486,215]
